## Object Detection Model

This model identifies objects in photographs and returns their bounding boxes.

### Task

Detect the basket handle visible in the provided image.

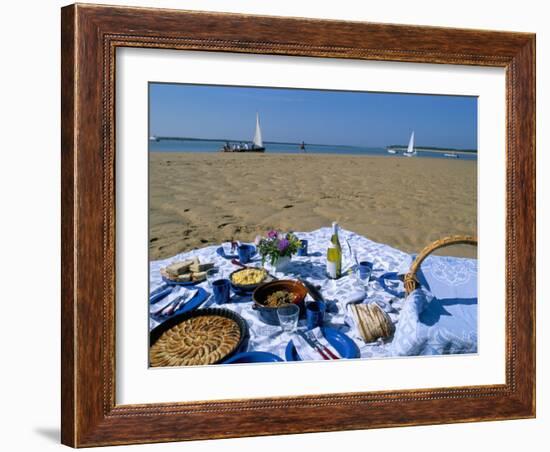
[403,235,477,294]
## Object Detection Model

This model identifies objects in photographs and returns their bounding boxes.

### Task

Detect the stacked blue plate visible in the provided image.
[222,351,283,364]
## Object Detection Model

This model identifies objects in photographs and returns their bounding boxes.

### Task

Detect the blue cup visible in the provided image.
[212,279,231,304]
[358,261,373,281]
[297,239,308,256]
[306,301,326,330]
[237,244,254,264]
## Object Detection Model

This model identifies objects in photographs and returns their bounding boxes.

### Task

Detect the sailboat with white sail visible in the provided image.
[403,131,416,157]
[252,113,264,151]
[220,113,266,152]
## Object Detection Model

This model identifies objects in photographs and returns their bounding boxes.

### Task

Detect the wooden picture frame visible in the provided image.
[61,3,535,447]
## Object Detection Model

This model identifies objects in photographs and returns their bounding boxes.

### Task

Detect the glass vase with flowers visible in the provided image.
[255,230,301,273]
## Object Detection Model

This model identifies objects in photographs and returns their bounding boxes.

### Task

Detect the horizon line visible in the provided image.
[149,135,478,152]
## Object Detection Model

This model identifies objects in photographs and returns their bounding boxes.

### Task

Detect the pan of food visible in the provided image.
[149,308,249,367]
[252,280,308,325]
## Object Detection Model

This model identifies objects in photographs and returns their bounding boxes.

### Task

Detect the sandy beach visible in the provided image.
[149,153,477,260]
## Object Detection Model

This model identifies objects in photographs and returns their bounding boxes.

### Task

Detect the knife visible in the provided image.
[151,292,191,316]
[231,258,247,268]
[297,330,330,360]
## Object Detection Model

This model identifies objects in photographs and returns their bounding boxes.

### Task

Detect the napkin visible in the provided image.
[391,288,477,356]
[292,328,341,361]
[341,289,367,306]
[149,286,172,304]
[150,286,198,316]
[149,318,160,331]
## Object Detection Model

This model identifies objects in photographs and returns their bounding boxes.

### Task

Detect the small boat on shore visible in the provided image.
[220,113,265,152]
[387,148,397,154]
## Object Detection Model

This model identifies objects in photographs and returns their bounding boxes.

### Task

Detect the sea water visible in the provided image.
[149,139,477,160]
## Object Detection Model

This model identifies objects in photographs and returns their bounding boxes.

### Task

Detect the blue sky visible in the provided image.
[149,83,477,149]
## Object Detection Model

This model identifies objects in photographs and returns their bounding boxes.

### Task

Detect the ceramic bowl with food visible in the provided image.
[252,280,308,325]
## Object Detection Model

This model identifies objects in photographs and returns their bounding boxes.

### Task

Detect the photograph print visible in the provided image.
[148,83,478,368]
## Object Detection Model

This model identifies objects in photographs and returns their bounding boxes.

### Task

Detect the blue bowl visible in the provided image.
[285,327,360,361]
[229,267,271,295]
[222,351,283,364]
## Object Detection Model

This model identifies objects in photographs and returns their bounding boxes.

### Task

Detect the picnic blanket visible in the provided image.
[149,228,477,360]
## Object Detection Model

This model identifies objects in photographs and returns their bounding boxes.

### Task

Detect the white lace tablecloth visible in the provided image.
[149,228,476,360]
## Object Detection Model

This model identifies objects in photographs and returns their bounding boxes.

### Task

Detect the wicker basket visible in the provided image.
[403,235,478,295]
[351,235,477,343]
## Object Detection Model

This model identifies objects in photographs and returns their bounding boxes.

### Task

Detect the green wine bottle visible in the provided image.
[327,222,342,279]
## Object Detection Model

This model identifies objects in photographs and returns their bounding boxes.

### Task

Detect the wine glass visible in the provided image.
[222,242,234,257]
[205,268,219,289]
[203,268,220,307]
[354,261,373,296]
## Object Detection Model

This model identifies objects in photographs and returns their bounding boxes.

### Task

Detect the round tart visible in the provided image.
[150,309,247,367]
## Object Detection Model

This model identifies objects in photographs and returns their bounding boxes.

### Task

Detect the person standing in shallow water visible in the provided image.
[300,141,306,153]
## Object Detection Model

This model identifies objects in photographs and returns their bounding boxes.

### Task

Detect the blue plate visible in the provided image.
[216,246,237,259]
[152,287,209,319]
[161,276,205,286]
[216,245,257,260]
[285,327,360,361]
[222,351,283,364]
[177,287,209,314]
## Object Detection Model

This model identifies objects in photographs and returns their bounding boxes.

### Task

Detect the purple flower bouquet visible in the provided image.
[255,230,302,270]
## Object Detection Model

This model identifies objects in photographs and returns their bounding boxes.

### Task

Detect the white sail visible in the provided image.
[253,113,263,148]
[406,131,415,154]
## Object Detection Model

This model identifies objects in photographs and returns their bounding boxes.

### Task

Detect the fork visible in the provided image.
[152,293,188,317]
[306,331,340,360]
